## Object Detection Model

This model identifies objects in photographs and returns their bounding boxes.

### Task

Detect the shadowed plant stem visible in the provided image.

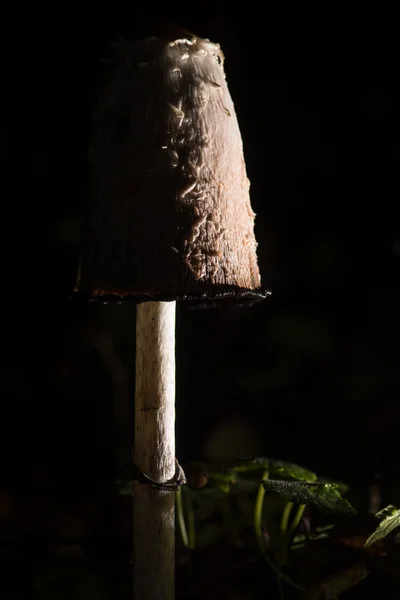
[254,470,269,551]
[254,473,306,596]
[289,504,306,537]
[176,487,189,548]
[280,501,294,535]
[279,502,307,579]
[176,488,196,550]
[186,492,196,550]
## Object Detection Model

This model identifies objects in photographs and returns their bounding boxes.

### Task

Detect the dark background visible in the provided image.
[1,3,399,596]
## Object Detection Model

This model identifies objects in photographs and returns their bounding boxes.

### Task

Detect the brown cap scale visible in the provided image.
[74,30,268,303]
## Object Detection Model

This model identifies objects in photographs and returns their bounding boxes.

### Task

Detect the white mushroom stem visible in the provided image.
[133,301,176,600]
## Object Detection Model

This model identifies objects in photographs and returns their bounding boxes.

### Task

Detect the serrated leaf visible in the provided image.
[365,508,400,547]
[262,479,356,516]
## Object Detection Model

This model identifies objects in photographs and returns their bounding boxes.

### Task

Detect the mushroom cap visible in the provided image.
[74,29,269,304]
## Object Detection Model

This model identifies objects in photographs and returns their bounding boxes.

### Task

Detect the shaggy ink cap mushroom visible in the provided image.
[74,27,269,305]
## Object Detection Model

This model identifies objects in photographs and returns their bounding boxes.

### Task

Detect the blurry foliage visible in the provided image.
[176,457,355,549]
[62,456,400,598]
[171,460,400,598]
[120,457,362,597]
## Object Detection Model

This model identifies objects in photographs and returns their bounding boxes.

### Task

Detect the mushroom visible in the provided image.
[74,25,268,600]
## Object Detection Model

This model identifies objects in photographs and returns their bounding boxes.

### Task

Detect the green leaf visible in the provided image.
[262,479,356,516]
[375,504,397,520]
[184,461,238,491]
[365,507,400,547]
[265,459,317,482]
[230,458,317,482]
[206,468,237,493]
